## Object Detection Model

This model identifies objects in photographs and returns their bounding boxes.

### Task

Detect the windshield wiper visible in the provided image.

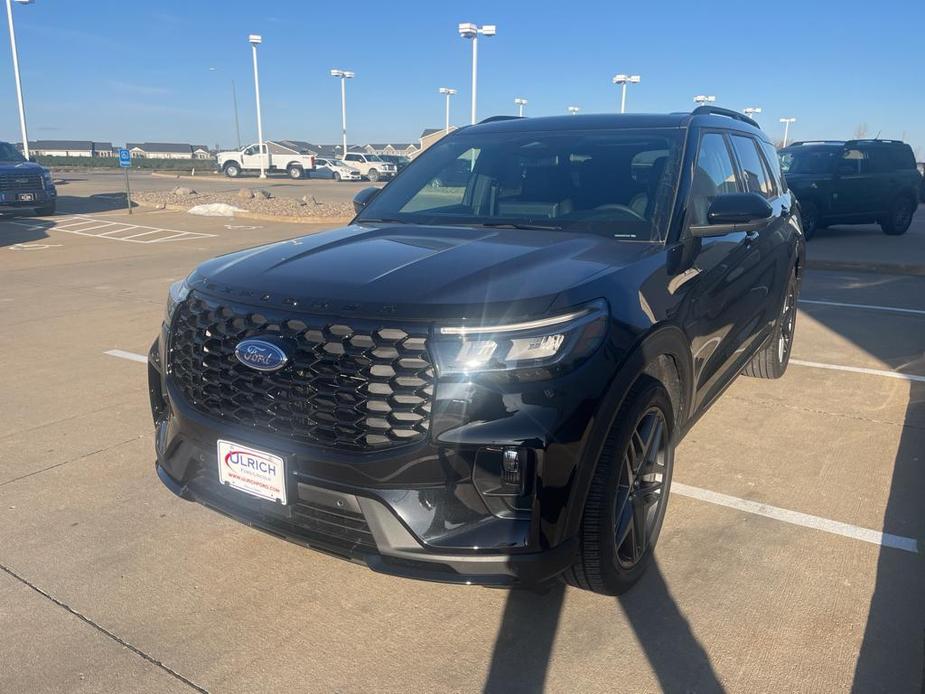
[356,217,408,224]
[473,221,563,231]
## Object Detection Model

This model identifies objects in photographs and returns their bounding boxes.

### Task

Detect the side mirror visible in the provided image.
[690,192,773,237]
[352,186,380,213]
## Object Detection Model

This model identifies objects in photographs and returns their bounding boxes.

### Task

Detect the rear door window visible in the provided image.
[759,140,787,193]
[730,135,773,198]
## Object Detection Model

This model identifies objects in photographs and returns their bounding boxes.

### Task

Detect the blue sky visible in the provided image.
[1,0,923,156]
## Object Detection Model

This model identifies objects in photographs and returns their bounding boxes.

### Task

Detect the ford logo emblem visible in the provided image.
[234,339,288,372]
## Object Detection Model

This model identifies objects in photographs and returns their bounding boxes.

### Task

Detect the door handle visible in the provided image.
[744,230,759,243]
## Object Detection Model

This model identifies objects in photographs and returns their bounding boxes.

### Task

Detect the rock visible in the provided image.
[301,195,322,206]
[172,186,196,195]
[187,203,245,217]
[237,188,255,199]
[255,189,272,199]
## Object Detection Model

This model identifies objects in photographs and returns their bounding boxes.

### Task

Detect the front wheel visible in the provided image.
[881,196,916,235]
[223,163,241,178]
[367,168,380,182]
[742,268,798,379]
[333,171,342,182]
[562,377,675,595]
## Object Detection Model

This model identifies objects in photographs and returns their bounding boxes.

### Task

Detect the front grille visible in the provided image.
[0,173,43,191]
[169,293,434,451]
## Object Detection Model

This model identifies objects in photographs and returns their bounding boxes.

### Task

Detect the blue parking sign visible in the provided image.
[119,148,131,168]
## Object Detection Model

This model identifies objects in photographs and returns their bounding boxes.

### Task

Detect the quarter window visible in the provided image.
[731,135,773,198]
[759,140,787,193]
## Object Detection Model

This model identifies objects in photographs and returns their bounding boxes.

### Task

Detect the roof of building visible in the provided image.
[420,129,443,138]
[93,142,113,150]
[29,140,95,150]
[126,142,195,153]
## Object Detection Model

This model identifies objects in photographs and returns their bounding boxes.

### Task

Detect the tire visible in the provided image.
[288,165,303,180]
[333,172,342,182]
[880,196,916,236]
[562,377,675,595]
[367,168,380,182]
[35,201,56,216]
[742,268,798,379]
[223,162,241,178]
[800,201,819,241]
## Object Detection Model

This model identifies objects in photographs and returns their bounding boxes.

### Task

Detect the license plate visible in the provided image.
[17,193,34,202]
[217,440,287,504]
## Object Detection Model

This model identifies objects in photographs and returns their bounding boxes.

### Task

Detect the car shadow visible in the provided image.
[483,563,724,693]
[0,216,49,247]
[56,192,137,215]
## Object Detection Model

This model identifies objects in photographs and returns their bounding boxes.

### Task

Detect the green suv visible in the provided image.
[780,139,921,239]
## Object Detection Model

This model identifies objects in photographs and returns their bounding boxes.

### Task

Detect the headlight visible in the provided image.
[432,300,608,377]
[41,171,54,188]
[164,277,192,324]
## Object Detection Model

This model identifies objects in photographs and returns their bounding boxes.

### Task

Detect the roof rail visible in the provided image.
[844,138,905,146]
[690,105,759,129]
[478,115,524,124]
[788,140,845,147]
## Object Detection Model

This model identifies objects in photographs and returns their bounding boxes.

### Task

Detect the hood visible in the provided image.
[0,160,46,174]
[192,223,658,322]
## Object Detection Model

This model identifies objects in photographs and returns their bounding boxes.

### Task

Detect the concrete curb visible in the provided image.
[130,198,351,226]
[805,258,925,277]
[149,171,220,181]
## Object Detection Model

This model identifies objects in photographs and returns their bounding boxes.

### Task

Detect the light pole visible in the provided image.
[743,106,761,120]
[330,69,355,159]
[514,97,527,117]
[248,34,266,178]
[209,67,242,149]
[779,117,796,147]
[6,0,33,160]
[439,87,456,133]
[568,106,580,115]
[611,74,640,114]
[458,22,496,124]
[693,95,716,107]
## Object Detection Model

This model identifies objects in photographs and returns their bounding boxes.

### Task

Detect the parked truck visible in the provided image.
[217,141,316,179]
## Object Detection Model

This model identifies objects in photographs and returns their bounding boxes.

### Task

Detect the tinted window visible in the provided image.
[884,146,917,170]
[780,148,837,175]
[688,132,738,226]
[839,148,869,176]
[731,135,773,198]
[0,142,25,162]
[358,128,684,241]
[863,147,893,173]
[759,140,787,192]
[345,154,360,162]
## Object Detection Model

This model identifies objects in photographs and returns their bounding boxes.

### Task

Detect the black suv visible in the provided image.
[780,139,921,239]
[150,107,804,594]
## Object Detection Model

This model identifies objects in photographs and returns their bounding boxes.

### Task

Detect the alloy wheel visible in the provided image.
[614,408,669,568]
[778,280,797,362]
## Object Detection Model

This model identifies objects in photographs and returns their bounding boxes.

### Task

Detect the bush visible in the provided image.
[36,155,217,172]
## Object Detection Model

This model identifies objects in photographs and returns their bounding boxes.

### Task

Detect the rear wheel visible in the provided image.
[223,162,241,178]
[742,268,798,379]
[367,168,380,182]
[287,165,303,180]
[881,196,916,235]
[562,377,675,595]
[800,201,819,240]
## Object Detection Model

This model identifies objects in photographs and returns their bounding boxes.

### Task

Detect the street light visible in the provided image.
[6,0,34,160]
[514,97,528,117]
[611,74,640,114]
[743,106,761,120]
[693,95,716,107]
[248,34,266,178]
[458,22,496,124]
[438,87,456,133]
[779,117,796,147]
[209,67,242,149]
[330,69,355,159]
[568,106,580,115]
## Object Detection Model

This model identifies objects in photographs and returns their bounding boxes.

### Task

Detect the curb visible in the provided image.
[130,198,351,226]
[150,171,220,180]
[805,258,925,277]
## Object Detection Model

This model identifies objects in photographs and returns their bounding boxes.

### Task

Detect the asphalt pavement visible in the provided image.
[1,201,923,693]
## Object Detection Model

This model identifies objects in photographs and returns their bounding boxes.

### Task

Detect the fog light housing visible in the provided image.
[502,448,523,486]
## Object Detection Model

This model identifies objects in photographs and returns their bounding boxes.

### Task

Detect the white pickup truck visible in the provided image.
[217,141,315,179]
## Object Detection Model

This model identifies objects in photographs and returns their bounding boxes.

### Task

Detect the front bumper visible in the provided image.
[148,305,617,586]
[0,188,55,213]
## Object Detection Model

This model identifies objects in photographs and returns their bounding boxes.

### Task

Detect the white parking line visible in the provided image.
[7,214,216,244]
[800,299,925,317]
[104,349,148,364]
[102,348,922,554]
[672,482,917,553]
[791,359,925,383]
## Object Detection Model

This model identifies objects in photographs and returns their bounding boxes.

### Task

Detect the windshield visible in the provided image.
[0,141,26,162]
[366,154,383,162]
[357,128,683,241]
[333,160,348,167]
[780,148,837,175]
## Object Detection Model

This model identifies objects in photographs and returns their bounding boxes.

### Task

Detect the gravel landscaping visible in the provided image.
[133,187,354,220]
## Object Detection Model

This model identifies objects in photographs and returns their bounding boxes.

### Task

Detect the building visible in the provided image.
[18,140,115,157]
[126,143,205,159]
[364,143,420,158]
[415,127,457,157]
[191,145,211,160]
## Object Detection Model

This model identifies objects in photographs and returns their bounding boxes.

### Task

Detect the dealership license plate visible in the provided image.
[216,440,287,504]
[17,193,34,202]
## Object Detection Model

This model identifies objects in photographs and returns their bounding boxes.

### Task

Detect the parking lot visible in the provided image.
[1,188,923,692]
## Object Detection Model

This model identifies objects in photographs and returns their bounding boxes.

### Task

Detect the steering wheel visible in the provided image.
[591,204,647,221]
